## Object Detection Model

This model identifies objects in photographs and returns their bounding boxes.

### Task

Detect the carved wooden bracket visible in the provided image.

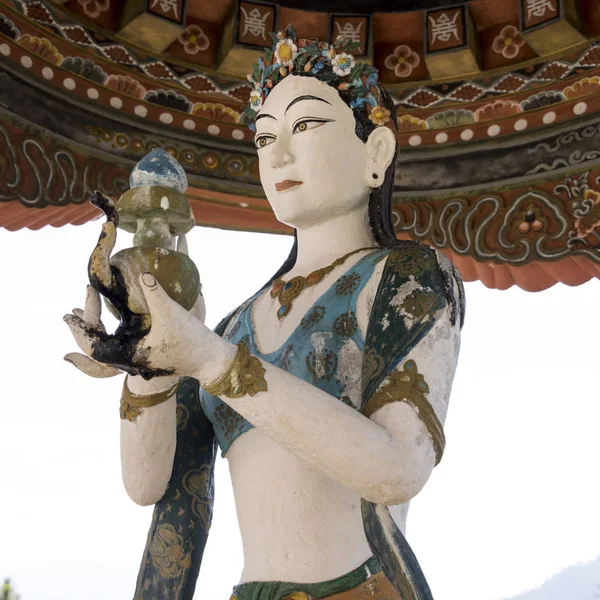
[423,4,480,79]
[117,0,188,53]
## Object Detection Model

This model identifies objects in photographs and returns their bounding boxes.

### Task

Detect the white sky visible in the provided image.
[0,222,598,600]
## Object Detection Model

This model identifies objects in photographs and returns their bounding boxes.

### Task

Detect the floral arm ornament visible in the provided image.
[359,245,463,470]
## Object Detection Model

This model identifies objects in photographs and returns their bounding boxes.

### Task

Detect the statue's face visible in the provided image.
[255,75,370,229]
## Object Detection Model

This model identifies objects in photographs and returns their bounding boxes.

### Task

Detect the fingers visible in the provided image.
[139,272,186,324]
[176,235,189,256]
[63,313,97,356]
[64,352,121,378]
[84,285,104,330]
[72,308,84,319]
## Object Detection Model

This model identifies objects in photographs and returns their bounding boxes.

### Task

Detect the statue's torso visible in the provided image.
[201,248,408,583]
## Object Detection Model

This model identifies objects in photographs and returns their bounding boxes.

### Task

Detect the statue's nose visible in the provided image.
[270,150,295,168]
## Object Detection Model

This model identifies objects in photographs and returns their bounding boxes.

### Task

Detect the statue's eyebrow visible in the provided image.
[285,95,331,114]
[256,113,276,121]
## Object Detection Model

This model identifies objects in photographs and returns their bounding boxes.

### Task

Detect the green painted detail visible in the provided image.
[231,556,381,600]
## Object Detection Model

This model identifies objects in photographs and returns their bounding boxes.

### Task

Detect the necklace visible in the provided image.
[270,247,377,319]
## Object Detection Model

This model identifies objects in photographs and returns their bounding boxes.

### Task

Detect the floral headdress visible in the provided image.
[244,24,394,134]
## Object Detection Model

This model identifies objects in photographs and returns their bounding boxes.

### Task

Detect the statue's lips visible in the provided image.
[275,180,303,191]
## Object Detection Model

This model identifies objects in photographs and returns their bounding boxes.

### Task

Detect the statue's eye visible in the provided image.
[292,119,331,134]
[255,135,275,149]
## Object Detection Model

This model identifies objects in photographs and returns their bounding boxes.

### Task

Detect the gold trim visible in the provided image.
[203,343,267,398]
[120,380,180,422]
[271,246,377,320]
[363,360,445,465]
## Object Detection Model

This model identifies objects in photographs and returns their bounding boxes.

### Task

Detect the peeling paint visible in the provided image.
[336,339,363,408]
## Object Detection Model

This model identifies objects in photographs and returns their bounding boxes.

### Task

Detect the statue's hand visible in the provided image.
[64,272,217,381]
[64,285,122,379]
[127,272,220,378]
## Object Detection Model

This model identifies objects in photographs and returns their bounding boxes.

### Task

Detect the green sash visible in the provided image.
[133,241,464,599]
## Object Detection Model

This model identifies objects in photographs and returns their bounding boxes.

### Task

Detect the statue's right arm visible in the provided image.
[65,282,200,507]
[119,374,179,506]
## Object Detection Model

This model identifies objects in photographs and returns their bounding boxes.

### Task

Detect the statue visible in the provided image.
[64,25,465,600]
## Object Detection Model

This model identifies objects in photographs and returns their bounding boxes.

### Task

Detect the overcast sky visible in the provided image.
[0,222,598,600]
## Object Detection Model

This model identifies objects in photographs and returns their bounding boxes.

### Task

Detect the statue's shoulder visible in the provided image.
[376,241,465,329]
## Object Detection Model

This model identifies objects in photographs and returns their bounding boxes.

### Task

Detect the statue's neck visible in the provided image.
[289,206,377,277]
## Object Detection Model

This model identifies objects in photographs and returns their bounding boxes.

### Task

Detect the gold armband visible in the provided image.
[363,360,446,465]
[203,343,268,398]
[120,379,179,422]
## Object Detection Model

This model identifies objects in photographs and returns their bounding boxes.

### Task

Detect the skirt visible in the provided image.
[230,556,401,600]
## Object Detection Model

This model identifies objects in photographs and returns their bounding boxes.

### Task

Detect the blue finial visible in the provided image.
[130,148,188,193]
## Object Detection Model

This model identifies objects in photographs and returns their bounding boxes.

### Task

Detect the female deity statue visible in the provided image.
[64,26,465,600]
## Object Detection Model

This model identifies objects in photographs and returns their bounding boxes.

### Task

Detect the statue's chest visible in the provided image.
[200,249,388,456]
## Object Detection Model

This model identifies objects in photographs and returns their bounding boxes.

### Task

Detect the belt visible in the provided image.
[231,555,386,600]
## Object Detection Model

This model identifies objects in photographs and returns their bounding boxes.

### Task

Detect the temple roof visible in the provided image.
[1,0,599,290]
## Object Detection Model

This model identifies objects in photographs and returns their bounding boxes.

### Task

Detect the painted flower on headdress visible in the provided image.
[331,52,355,77]
[249,88,263,111]
[369,106,391,126]
[275,38,298,67]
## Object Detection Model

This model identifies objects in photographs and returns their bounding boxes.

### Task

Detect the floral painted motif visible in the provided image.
[192,102,240,123]
[106,74,146,98]
[149,524,192,579]
[213,403,244,438]
[369,106,391,126]
[0,14,20,40]
[335,272,361,295]
[517,207,544,235]
[384,45,421,78]
[61,57,107,83]
[331,52,355,76]
[563,76,600,100]
[182,466,214,528]
[333,311,358,337]
[474,99,521,122]
[249,88,262,111]
[396,115,428,131]
[361,348,385,383]
[426,109,475,129]
[492,25,526,60]
[386,247,433,277]
[17,35,63,65]
[275,37,298,67]
[306,349,338,381]
[178,25,210,55]
[145,89,192,112]
[300,306,326,329]
[77,0,110,19]
[575,189,600,239]
[176,404,189,431]
[401,292,441,320]
[520,90,564,111]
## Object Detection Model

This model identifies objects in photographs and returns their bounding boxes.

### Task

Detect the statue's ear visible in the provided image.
[364,127,397,189]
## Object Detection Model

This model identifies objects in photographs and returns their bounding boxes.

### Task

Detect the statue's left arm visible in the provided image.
[190,249,461,506]
[67,255,462,506]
